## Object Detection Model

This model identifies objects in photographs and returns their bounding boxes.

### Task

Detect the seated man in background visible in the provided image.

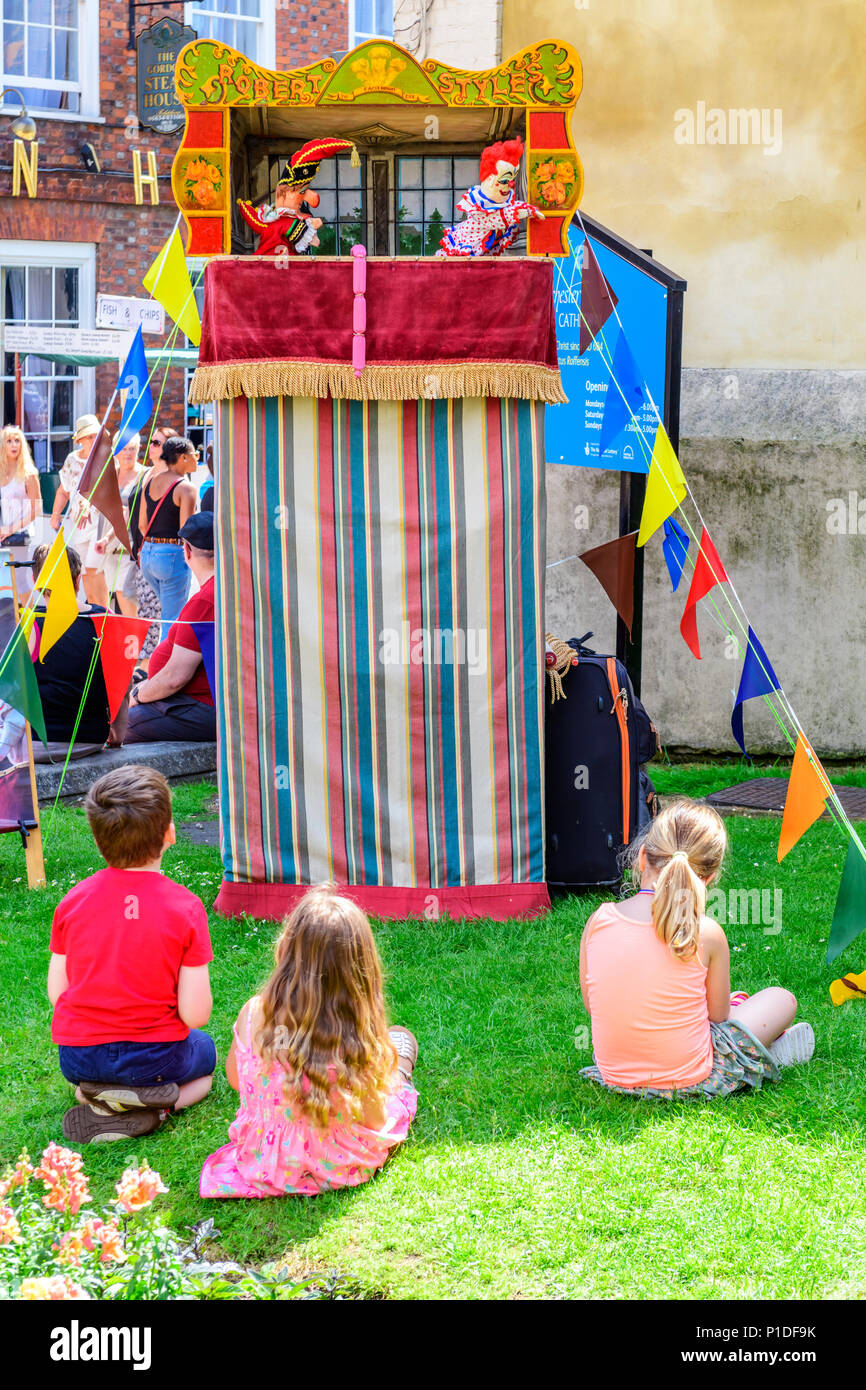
[120,512,215,744]
[29,543,112,761]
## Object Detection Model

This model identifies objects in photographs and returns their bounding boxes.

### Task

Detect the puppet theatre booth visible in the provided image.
[179,36,581,920]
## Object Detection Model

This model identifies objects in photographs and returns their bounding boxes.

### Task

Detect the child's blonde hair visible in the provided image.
[257,885,397,1131]
[626,799,727,960]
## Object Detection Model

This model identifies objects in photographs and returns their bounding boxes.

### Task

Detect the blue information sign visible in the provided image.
[545,225,669,471]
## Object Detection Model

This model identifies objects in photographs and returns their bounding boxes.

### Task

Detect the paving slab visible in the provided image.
[34,742,217,804]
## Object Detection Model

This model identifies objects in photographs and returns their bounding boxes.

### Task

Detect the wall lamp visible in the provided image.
[0,88,37,141]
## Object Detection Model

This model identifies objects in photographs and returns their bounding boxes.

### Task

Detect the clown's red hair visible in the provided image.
[479,138,524,181]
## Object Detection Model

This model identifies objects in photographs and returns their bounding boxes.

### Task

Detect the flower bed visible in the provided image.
[0,1145,356,1301]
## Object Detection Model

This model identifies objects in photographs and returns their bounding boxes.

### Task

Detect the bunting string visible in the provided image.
[559,213,866,875]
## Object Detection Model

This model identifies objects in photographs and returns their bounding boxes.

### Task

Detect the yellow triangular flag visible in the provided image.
[34,531,79,661]
[637,424,688,547]
[143,227,201,346]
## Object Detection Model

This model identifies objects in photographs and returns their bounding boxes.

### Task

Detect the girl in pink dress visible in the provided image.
[200,886,418,1198]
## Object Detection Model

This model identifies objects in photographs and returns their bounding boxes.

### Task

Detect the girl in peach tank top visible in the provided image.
[579,801,815,1098]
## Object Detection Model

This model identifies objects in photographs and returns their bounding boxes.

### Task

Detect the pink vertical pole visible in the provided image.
[351,244,367,379]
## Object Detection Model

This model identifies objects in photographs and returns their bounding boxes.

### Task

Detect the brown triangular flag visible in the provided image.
[578,240,619,354]
[580,531,637,637]
[78,425,131,554]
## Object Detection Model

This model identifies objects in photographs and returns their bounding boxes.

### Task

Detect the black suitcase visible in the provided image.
[545,634,659,891]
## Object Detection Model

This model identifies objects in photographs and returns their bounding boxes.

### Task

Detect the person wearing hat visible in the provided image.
[237,137,359,256]
[50,413,103,605]
[120,510,216,744]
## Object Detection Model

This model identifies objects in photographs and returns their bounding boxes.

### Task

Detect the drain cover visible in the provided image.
[705,778,866,818]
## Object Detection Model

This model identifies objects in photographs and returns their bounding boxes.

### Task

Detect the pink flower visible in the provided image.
[41,1170,91,1216]
[35,1144,85,1181]
[0,1205,21,1245]
[81,1218,127,1264]
[18,1275,89,1300]
[115,1161,168,1213]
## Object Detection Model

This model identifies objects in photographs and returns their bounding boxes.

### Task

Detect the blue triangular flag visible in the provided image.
[190,621,216,703]
[115,327,153,452]
[731,626,780,755]
[598,327,646,456]
[662,516,690,591]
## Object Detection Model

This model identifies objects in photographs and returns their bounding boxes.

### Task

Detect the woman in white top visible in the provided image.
[0,424,41,544]
[50,413,102,605]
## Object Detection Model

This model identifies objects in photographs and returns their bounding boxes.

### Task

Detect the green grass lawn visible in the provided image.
[3,767,866,1300]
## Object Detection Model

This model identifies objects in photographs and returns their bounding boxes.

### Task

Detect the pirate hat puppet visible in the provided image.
[278,137,361,192]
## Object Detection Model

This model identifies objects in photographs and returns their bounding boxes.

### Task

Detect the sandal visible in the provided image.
[78,1080,180,1114]
[389,1026,419,1081]
[62,1104,170,1145]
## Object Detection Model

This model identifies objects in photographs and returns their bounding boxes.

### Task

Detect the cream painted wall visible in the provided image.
[502,0,866,368]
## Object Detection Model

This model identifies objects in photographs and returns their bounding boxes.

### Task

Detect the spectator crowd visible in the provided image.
[0,417,217,763]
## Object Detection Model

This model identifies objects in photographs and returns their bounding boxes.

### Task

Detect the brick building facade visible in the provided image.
[0,0,373,478]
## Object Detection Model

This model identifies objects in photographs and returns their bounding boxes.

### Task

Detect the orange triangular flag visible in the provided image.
[777,734,829,861]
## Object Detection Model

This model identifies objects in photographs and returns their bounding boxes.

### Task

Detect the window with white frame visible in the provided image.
[1,242,95,472]
[185,0,275,66]
[1,0,99,119]
[349,0,393,47]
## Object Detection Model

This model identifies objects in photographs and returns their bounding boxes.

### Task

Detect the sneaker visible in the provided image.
[78,1081,179,1114]
[62,1104,169,1145]
[389,1026,419,1081]
[768,1021,815,1068]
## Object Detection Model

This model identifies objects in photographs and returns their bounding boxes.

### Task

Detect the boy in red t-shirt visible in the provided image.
[48,767,216,1143]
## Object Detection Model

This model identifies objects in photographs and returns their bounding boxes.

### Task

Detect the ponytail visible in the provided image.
[652,851,707,960]
[624,800,727,962]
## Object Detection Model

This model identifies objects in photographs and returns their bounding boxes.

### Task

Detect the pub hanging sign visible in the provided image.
[137,16,196,135]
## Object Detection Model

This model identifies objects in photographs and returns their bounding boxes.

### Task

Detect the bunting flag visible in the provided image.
[637,424,687,547]
[142,227,201,346]
[115,327,153,454]
[0,625,47,745]
[33,531,79,661]
[829,964,866,1004]
[580,531,637,638]
[827,840,866,963]
[731,626,781,755]
[191,621,216,703]
[598,328,645,456]
[578,239,618,354]
[93,614,152,721]
[777,733,828,861]
[679,527,729,659]
[79,425,131,555]
[662,516,690,591]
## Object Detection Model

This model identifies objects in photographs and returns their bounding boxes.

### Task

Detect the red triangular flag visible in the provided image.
[93,614,151,721]
[679,526,729,658]
[580,531,636,638]
[579,240,619,354]
[79,425,132,555]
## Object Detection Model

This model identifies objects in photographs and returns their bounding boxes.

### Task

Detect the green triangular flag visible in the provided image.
[0,625,47,746]
[827,839,866,963]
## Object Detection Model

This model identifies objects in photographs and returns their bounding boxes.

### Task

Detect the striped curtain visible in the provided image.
[213,395,549,921]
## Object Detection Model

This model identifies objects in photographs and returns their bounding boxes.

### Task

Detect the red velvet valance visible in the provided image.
[189,256,566,404]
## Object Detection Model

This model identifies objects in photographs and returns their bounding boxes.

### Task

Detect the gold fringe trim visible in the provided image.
[545,631,578,704]
[188,360,568,405]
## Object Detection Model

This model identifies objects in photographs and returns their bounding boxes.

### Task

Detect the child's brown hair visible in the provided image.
[84,767,172,868]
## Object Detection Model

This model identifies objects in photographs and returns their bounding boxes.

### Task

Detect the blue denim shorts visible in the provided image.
[58,1029,216,1086]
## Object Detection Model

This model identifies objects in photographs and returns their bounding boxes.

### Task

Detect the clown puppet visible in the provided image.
[238,137,360,256]
[437,137,544,259]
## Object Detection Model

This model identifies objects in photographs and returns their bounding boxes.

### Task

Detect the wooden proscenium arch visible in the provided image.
[171,37,583,258]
